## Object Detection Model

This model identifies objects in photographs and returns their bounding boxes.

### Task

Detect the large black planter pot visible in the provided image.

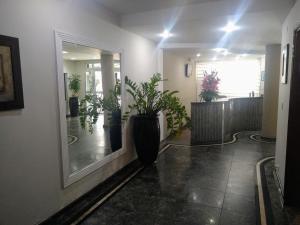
[69,97,79,117]
[109,110,122,152]
[133,115,160,165]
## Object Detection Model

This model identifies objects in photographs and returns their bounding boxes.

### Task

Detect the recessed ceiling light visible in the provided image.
[196,53,201,57]
[159,30,173,39]
[223,50,231,56]
[213,48,227,53]
[62,51,68,54]
[221,22,240,33]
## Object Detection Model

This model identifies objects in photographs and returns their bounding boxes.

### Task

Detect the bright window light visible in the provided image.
[235,55,241,61]
[196,59,261,98]
[159,30,173,38]
[221,22,240,33]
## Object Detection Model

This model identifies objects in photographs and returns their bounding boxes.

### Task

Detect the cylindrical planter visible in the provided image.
[133,115,160,165]
[109,110,122,152]
[69,97,79,117]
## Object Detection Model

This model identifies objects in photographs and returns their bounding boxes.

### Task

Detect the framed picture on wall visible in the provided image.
[0,35,24,110]
[281,43,290,84]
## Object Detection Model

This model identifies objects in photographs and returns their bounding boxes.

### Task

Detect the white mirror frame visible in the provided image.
[54,30,127,187]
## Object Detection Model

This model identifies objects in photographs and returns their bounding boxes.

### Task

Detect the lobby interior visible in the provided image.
[1,0,300,225]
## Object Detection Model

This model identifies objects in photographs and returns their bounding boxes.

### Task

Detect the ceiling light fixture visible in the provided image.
[159,30,173,39]
[213,48,227,53]
[221,22,240,33]
[196,53,201,57]
[62,51,68,54]
[71,57,76,60]
[223,50,231,56]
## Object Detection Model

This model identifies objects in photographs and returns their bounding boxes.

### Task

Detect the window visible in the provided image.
[196,59,262,99]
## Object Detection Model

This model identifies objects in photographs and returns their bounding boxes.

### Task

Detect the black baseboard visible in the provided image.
[39,159,142,225]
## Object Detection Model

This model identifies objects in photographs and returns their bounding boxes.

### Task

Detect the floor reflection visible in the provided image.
[80,131,275,225]
[67,115,112,174]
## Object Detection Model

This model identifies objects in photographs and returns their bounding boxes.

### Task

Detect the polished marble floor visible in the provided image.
[67,116,114,174]
[78,132,275,225]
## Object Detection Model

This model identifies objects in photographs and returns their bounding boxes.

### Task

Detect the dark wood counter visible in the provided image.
[191,97,263,145]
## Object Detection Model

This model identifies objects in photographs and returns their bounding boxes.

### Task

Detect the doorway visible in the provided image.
[284,27,300,206]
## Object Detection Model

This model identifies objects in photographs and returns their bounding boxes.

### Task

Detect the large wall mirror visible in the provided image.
[55,32,125,187]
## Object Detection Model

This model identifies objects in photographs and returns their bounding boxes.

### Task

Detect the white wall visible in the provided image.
[0,1,158,225]
[275,0,299,192]
[261,45,281,139]
[163,50,197,138]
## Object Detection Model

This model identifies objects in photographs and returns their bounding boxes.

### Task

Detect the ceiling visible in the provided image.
[62,42,120,61]
[96,0,222,15]
[97,0,295,60]
[165,47,263,61]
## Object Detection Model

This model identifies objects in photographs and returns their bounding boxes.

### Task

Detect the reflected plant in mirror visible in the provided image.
[68,74,81,117]
[80,80,122,151]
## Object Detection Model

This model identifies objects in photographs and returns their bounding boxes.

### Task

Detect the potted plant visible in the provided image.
[68,74,81,117]
[199,71,220,102]
[124,73,190,164]
[79,81,122,151]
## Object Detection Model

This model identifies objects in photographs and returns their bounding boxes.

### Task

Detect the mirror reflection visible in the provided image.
[62,42,122,174]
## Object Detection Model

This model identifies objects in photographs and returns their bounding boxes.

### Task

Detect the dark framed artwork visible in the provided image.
[0,35,24,110]
[281,44,290,84]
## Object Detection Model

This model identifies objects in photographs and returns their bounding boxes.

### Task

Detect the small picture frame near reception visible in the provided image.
[0,34,24,111]
[281,43,289,84]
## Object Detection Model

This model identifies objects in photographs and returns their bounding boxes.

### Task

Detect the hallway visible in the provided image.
[79,132,275,225]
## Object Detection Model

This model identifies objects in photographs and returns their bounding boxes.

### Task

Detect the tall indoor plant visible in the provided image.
[68,74,81,117]
[124,73,190,164]
[79,81,122,151]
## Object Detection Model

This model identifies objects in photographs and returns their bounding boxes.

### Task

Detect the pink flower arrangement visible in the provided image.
[202,71,220,92]
[200,71,220,102]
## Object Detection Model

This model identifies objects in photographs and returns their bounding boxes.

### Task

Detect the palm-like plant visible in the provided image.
[124,73,190,134]
[80,80,121,133]
[68,74,81,97]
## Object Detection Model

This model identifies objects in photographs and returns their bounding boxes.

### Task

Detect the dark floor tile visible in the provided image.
[174,203,221,225]
[220,209,256,225]
[226,180,255,198]
[222,193,255,215]
[185,176,228,192]
[185,188,225,208]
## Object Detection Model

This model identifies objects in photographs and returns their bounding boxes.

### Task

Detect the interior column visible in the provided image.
[261,44,281,139]
[101,53,115,127]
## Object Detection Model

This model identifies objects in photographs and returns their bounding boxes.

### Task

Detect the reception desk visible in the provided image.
[191,97,263,145]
